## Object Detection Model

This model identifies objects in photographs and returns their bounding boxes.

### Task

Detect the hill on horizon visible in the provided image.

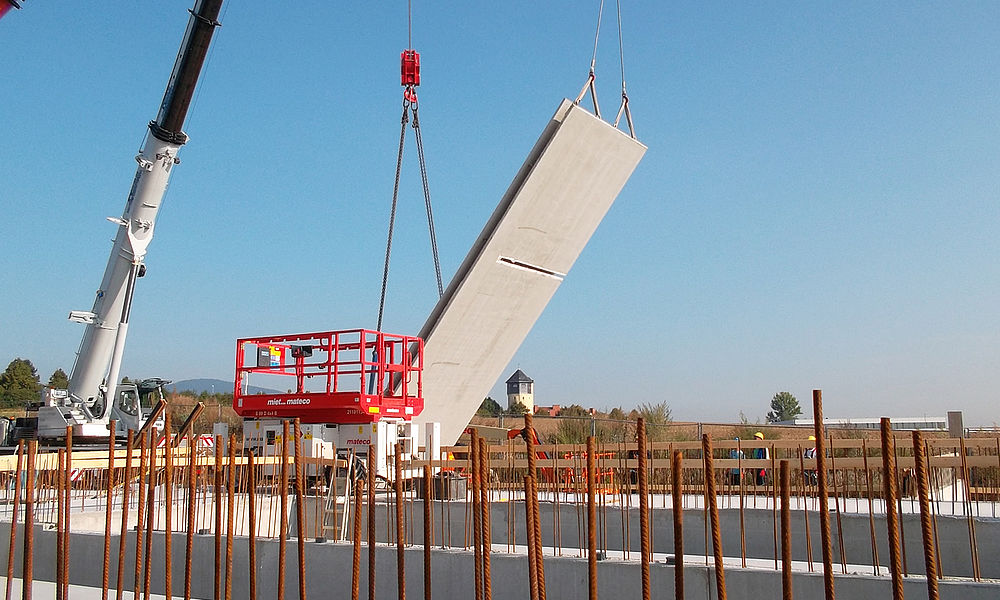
[169,378,279,396]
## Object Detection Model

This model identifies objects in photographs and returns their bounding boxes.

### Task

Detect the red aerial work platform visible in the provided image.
[233,329,423,424]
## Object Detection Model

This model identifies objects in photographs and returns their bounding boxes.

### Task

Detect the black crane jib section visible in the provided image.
[149,0,223,145]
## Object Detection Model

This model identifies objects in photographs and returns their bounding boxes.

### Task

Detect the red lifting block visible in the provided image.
[401,49,420,87]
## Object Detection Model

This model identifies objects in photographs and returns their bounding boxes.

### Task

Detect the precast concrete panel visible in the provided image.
[414,99,646,444]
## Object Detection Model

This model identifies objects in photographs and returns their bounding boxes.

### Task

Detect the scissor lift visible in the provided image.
[234,328,423,424]
[234,329,426,480]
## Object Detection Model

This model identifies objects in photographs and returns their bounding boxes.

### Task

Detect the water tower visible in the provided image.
[505,369,534,413]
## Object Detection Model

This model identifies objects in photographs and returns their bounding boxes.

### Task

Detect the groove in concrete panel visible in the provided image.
[497,256,566,280]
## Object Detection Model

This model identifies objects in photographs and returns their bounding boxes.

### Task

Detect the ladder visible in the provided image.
[321,450,355,541]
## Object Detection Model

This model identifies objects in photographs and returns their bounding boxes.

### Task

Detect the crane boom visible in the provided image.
[0,1,21,21]
[38,0,224,439]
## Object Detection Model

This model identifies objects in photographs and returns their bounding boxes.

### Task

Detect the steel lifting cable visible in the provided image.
[612,0,636,138]
[575,0,605,117]
[375,93,445,330]
[376,99,411,333]
[411,103,445,297]
[370,98,410,396]
[575,0,636,138]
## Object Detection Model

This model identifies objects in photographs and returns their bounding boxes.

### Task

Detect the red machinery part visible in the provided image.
[233,328,423,424]
[401,49,420,87]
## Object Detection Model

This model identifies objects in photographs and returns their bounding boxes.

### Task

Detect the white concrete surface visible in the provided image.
[414,99,647,444]
[0,576,202,599]
[1,526,997,600]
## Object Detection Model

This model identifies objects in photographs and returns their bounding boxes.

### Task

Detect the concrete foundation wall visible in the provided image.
[0,522,996,600]
[296,498,1000,580]
[49,496,995,581]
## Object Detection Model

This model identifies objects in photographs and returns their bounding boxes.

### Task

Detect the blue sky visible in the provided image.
[2,2,998,425]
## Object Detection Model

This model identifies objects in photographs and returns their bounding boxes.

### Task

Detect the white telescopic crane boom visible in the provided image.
[66,0,223,424]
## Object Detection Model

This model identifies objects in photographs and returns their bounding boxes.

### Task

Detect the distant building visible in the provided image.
[780,417,947,431]
[506,369,534,413]
[533,404,561,417]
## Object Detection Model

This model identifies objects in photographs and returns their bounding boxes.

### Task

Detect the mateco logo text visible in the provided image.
[266,398,312,406]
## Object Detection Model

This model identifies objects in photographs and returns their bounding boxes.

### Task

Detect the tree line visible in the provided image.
[476,396,675,444]
[0,358,67,409]
[474,390,805,445]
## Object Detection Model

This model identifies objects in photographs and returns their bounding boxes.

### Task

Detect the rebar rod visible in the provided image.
[279,421,289,600]
[524,413,537,482]
[22,441,36,600]
[703,434,726,600]
[575,450,584,558]
[134,431,148,597]
[117,431,134,600]
[55,448,63,600]
[353,477,364,600]
[912,431,938,600]
[771,443,778,570]
[225,434,236,600]
[780,460,793,600]
[637,419,650,600]
[552,444,560,556]
[165,419,174,600]
[463,447,471,552]
[586,437,597,600]
[930,439,942,576]
[880,418,904,600]
[862,440,879,575]
[479,437,492,600]
[406,451,414,552]
[144,430,157,600]
[524,476,539,600]
[368,444,376,600]
[798,445,813,571]
[530,475,546,600]
[671,449,684,600]
[958,437,981,580]
[266,441,277,539]
[623,442,632,561]
[395,442,406,600]
[386,445,393,553]
[6,441,23,600]
[896,463,908,576]
[829,438,847,574]
[423,466,431,600]
[248,448,258,600]
[63,427,72,600]
[812,391,835,600]
[185,434,196,600]
[471,432,483,600]
[444,449,451,549]
[313,449,323,541]
[214,435,223,600]
[522,412,546,597]
[293,421,308,600]
[102,421,116,600]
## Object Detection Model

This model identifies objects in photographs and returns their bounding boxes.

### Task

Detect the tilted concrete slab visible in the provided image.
[414,99,646,444]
